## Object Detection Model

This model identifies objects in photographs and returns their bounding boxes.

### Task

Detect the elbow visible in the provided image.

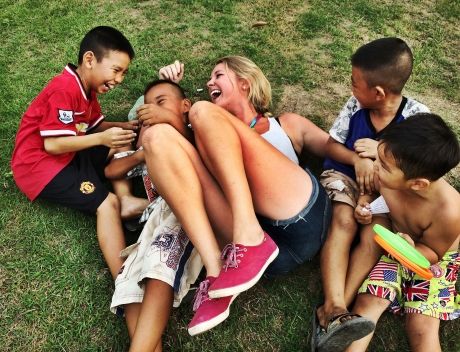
[43,140,61,155]
[104,167,114,180]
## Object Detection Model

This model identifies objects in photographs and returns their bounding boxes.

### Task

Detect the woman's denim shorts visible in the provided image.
[258,167,331,276]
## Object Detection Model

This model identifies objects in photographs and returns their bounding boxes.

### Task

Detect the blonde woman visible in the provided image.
[138,56,331,336]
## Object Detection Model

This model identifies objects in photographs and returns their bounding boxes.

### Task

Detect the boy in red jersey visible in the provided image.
[11,26,147,279]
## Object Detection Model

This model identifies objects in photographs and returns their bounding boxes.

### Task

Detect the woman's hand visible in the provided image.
[158,60,184,83]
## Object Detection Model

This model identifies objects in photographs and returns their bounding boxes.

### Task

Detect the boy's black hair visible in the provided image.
[380,113,460,181]
[144,79,187,99]
[351,37,413,94]
[78,26,134,64]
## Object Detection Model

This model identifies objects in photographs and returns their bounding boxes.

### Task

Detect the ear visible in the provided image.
[374,86,386,101]
[238,78,250,92]
[81,51,96,69]
[182,98,192,113]
[408,178,430,191]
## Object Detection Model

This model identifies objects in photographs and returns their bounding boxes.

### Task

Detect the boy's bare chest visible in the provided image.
[385,195,432,240]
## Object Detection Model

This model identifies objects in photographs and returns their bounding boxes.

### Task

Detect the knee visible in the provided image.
[189,100,218,127]
[98,192,120,214]
[142,123,176,155]
[405,315,439,340]
[331,212,358,236]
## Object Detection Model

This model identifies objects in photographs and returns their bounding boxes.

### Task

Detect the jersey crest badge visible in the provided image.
[75,122,89,133]
[58,109,74,124]
[80,181,95,194]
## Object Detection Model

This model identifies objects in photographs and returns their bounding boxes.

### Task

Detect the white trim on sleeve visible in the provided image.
[87,115,105,131]
[40,130,77,137]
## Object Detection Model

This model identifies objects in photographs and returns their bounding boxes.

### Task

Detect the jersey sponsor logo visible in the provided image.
[75,122,89,133]
[80,181,95,194]
[58,109,74,124]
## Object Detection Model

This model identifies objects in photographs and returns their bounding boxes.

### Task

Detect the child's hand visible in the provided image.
[158,60,184,83]
[137,104,176,127]
[398,232,415,247]
[354,157,375,195]
[101,127,136,148]
[120,120,140,131]
[355,202,372,224]
[354,138,378,158]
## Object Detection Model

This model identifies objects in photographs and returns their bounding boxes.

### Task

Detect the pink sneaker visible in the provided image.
[188,277,237,336]
[208,232,279,299]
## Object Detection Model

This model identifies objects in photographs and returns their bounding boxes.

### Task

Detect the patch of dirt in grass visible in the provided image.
[275,83,349,128]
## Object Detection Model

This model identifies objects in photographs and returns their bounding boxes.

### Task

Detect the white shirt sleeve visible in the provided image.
[329,96,360,144]
[402,98,430,119]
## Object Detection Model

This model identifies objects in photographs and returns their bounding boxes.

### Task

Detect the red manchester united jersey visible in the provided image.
[11,64,104,200]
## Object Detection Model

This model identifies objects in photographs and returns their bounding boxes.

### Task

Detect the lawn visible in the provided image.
[0,0,459,351]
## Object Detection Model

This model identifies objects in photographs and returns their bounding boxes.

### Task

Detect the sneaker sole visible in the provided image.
[187,294,239,336]
[208,246,279,299]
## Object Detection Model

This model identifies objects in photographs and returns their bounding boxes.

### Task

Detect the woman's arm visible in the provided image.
[278,112,329,157]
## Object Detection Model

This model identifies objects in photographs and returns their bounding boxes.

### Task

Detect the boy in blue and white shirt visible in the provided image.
[313,37,429,352]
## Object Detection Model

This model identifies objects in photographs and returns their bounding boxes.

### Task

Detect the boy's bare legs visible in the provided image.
[96,192,126,279]
[317,202,357,327]
[405,314,441,352]
[345,294,389,352]
[129,279,173,352]
[189,101,311,245]
[124,303,141,338]
[111,178,149,220]
[344,218,388,306]
[142,124,232,277]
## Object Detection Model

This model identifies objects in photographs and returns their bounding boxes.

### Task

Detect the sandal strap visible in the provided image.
[326,312,363,332]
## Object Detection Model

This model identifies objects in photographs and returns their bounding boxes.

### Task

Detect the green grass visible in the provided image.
[1,0,459,351]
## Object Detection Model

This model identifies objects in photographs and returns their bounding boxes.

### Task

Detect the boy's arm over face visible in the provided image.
[137,104,192,141]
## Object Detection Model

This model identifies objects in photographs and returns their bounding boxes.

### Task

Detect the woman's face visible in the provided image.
[206,62,246,111]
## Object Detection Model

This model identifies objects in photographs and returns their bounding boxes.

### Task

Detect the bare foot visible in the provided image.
[120,195,149,220]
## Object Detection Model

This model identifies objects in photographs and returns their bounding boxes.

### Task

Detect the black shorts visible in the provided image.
[38,146,110,214]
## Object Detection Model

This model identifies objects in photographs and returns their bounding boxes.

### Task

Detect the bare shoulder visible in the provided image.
[437,187,460,226]
[279,112,313,128]
[278,112,304,145]
[430,183,460,242]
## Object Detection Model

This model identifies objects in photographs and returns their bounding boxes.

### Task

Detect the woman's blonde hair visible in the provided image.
[215,56,272,114]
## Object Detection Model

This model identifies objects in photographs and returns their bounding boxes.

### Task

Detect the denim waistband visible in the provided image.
[264,167,321,227]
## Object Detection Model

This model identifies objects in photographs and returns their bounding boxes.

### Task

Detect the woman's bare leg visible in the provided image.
[142,124,232,276]
[189,102,312,245]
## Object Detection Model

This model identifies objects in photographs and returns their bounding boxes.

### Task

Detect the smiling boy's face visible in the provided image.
[375,143,406,190]
[144,83,188,121]
[86,50,131,94]
[351,66,377,108]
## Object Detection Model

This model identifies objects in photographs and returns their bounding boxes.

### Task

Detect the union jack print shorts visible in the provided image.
[358,251,460,320]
